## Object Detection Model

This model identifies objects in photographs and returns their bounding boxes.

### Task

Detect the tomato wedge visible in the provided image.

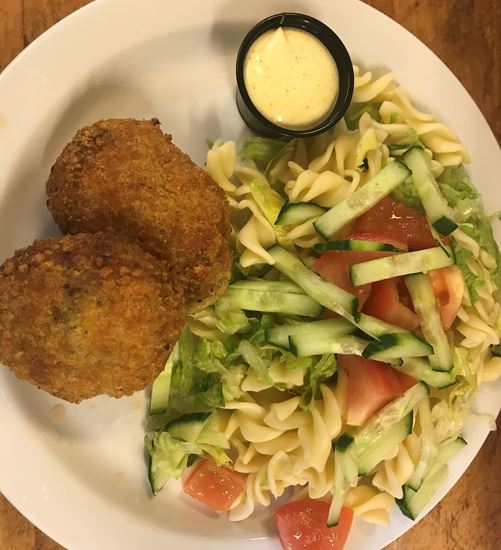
[354,196,437,250]
[338,355,403,426]
[393,370,418,392]
[362,278,419,331]
[428,266,465,330]
[183,459,246,513]
[275,500,354,550]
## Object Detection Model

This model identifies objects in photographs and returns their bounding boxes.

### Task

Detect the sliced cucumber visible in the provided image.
[425,438,466,481]
[265,318,355,349]
[363,333,432,362]
[405,274,453,372]
[327,450,351,526]
[165,412,211,442]
[222,287,322,317]
[397,464,448,520]
[407,398,436,491]
[350,246,454,286]
[229,279,308,294]
[404,148,458,235]
[289,334,368,357]
[356,312,407,339]
[267,245,359,319]
[275,202,327,225]
[314,240,403,253]
[396,358,456,389]
[357,413,413,475]
[314,161,411,239]
[354,382,428,451]
[149,344,178,415]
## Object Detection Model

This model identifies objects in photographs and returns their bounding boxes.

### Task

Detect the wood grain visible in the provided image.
[0,1,499,549]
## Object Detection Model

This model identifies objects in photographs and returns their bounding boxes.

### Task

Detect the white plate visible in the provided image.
[0,0,499,549]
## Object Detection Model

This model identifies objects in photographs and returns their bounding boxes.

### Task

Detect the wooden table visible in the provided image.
[0,1,499,549]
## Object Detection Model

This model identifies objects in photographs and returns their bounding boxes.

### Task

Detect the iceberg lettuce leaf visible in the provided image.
[300,354,337,411]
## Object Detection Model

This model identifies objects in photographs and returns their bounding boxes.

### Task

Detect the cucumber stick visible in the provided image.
[354,382,428,450]
[397,358,456,389]
[223,287,322,317]
[363,332,432,362]
[397,437,465,521]
[314,161,411,238]
[149,344,178,415]
[289,334,369,357]
[265,318,355,349]
[314,240,403,253]
[405,274,453,372]
[267,245,359,318]
[357,413,413,475]
[407,398,436,491]
[355,312,407,338]
[397,465,448,520]
[350,246,454,286]
[275,202,326,225]
[404,148,458,235]
[229,280,308,294]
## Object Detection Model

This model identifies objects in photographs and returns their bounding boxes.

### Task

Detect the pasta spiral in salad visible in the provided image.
[145,65,500,545]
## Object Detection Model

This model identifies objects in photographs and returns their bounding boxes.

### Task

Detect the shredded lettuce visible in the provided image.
[452,247,483,303]
[431,347,478,442]
[146,432,201,494]
[437,166,501,298]
[214,299,250,334]
[300,354,337,411]
[344,101,381,130]
[238,340,273,385]
[239,137,290,170]
[391,177,424,212]
[250,179,285,224]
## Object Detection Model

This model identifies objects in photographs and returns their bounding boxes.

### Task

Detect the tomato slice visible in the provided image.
[338,355,403,426]
[393,370,418,392]
[362,277,419,331]
[428,266,465,330]
[354,196,437,250]
[275,500,353,550]
[183,459,246,513]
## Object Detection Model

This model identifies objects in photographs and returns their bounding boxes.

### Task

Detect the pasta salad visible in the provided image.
[145,65,500,549]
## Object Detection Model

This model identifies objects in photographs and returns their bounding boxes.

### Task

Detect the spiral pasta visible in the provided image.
[344,485,395,526]
[224,385,343,520]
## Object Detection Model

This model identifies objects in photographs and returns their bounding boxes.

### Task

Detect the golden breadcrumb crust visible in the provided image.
[0,232,186,403]
[46,118,232,312]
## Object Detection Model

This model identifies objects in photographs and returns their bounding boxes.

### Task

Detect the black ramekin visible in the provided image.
[235,12,354,138]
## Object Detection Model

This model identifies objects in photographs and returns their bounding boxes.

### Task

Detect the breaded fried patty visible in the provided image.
[46,118,232,312]
[0,232,186,403]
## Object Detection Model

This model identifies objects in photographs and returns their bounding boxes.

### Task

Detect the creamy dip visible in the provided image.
[244,27,339,130]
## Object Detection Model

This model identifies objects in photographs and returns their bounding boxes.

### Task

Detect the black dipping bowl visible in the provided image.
[236,12,354,138]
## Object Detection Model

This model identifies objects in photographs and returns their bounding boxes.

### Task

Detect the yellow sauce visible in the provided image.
[244,27,339,130]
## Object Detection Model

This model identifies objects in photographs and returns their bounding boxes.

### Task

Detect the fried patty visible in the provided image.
[0,232,186,403]
[46,118,232,312]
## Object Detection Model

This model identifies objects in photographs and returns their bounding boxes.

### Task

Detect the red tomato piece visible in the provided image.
[362,278,419,331]
[314,248,396,310]
[338,355,403,426]
[354,196,437,250]
[183,459,246,513]
[428,266,465,330]
[275,500,354,550]
[393,370,418,392]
